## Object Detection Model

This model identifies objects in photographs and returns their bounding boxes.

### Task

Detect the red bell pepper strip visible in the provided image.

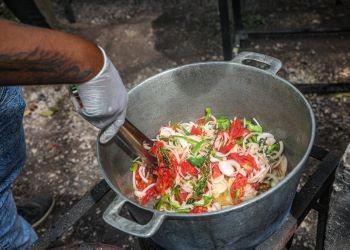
[155,166,175,195]
[230,174,248,204]
[190,126,204,136]
[180,161,198,176]
[218,142,234,153]
[140,186,157,205]
[190,206,208,213]
[150,141,164,155]
[229,119,249,139]
[228,153,257,174]
[176,191,189,203]
[211,163,222,179]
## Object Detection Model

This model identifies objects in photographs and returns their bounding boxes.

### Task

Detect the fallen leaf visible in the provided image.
[39,110,54,117]
[24,110,31,117]
[39,106,59,117]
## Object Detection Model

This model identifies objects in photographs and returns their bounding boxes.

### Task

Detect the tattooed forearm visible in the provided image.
[0,19,103,86]
[0,47,93,85]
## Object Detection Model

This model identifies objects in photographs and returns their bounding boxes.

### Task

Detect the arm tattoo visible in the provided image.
[0,47,93,84]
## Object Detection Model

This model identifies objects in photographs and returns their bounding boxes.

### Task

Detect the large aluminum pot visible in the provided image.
[97,52,315,249]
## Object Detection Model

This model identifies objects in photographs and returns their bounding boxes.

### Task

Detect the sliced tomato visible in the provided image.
[231,174,248,190]
[135,169,149,190]
[218,142,234,154]
[228,153,257,174]
[191,206,208,214]
[150,141,164,155]
[211,163,222,179]
[251,182,259,190]
[230,174,248,204]
[155,167,175,195]
[176,191,189,203]
[196,117,206,125]
[190,126,204,136]
[180,161,198,176]
[140,186,157,205]
[229,119,249,139]
[227,153,257,174]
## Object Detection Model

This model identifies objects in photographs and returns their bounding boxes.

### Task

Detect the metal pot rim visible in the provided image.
[97,61,316,219]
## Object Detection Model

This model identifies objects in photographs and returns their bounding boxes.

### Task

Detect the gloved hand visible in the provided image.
[70,47,128,144]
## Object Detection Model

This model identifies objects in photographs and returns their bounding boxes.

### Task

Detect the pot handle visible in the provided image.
[103,195,166,238]
[231,51,282,75]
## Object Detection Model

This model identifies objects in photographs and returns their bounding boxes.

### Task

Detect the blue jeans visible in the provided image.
[0,86,37,249]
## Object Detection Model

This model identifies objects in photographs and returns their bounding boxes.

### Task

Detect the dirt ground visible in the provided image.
[1,0,350,249]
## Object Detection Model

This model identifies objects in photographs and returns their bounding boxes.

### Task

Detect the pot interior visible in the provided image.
[98,62,314,205]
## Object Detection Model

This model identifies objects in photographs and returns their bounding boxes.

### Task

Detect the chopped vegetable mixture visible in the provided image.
[130,108,287,213]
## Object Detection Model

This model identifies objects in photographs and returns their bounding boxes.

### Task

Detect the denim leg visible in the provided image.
[0,190,38,249]
[0,86,36,249]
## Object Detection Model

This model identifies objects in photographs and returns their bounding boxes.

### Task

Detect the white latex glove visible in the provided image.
[70,47,128,144]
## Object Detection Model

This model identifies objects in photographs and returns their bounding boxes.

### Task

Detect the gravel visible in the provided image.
[0,0,349,248]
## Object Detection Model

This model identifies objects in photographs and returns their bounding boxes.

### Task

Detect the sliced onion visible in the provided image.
[138,165,149,183]
[271,155,283,168]
[247,143,259,155]
[215,151,231,157]
[253,118,261,127]
[212,174,224,183]
[212,181,228,197]
[222,132,229,146]
[182,183,193,193]
[228,159,241,170]
[134,183,156,198]
[270,141,284,160]
[257,132,274,142]
[160,127,175,137]
[219,160,236,177]
[275,155,288,178]
[214,135,223,149]
[241,184,257,201]
[266,137,276,146]
[210,156,221,163]
[167,147,181,163]
[280,155,287,173]
[180,147,190,162]
[212,202,221,210]
[188,135,201,142]
[248,166,269,183]
[132,170,137,190]
[243,132,260,150]
[143,142,151,150]
[178,138,190,148]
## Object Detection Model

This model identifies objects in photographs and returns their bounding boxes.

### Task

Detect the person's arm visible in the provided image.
[0,19,103,85]
[0,19,128,143]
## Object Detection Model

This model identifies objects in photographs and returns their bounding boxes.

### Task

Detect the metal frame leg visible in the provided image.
[315,176,334,250]
[232,0,243,30]
[218,0,232,60]
[231,0,244,53]
[63,0,75,23]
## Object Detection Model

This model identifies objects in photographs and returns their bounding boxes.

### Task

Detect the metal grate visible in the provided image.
[33,145,341,249]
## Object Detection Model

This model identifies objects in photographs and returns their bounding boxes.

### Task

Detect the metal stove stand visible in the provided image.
[217,0,350,95]
[34,145,342,250]
[218,0,350,60]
